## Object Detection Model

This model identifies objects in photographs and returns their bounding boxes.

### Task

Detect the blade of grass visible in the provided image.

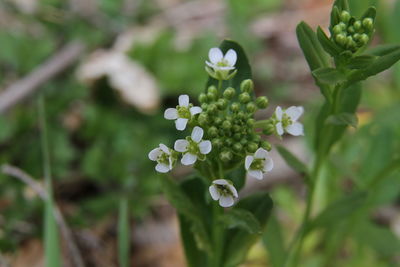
[38,95,61,267]
[118,197,130,267]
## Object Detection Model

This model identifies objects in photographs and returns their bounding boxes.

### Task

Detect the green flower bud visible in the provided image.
[333,24,342,34]
[212,138,223,148]
[220,150,233,162]
[347,26,354,33]
[353,20,362,31]
[223,87,235,99]
[346,36,353,46]
[246,102,257,113]
[240,79,254,93]
[262,124,275,135]
[335,34,347,46]
[208,126,218,137]
[201,103,208,110]
[232,125,241,132]
[247,142,258,153]
[340,11,350,23]
[240,138,248,145]
[338,22,347,30]
[239,92,251,104]
[252,134,261,143]
[217,98,228,110]
[225,138,234,146]
[362,18,373,31]
[359,33,369,45]
[233,143,243,152]
[247,118,255,127]
[261,141,272,151]
[214,117,222,126]
[207,91,217,101]
[353,33,360,40]
[198,113,209,126]
[233,133,242,140]
[255,96,269,109]
[198,93,208,103]
[208,85,218,95]
[230,102,240,112]
[222,120,232,130]
[207,103,218,114]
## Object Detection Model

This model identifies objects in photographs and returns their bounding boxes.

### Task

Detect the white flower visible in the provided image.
[206,48,237,71]
[245,148,274,180]
[274,106,304,136]
[148,144,176,173]
[174,126,212,165]
[164,94,202,131]
[209,179,238,207]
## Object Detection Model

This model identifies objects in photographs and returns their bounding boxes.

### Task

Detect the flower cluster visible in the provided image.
[149,47,304,207]
[331,10,374,53]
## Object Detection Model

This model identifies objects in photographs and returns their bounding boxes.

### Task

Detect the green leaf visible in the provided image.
[220,209,261,234]
[223,192,273,267]
[44,197,61,267]
[326,112,358,128]
[312,67,346,84]
[307,192,367,232]
[206,40,252,97]
[118,197,130,267]
[366,44,400,57]
[227,166,246,191]
[276,146,309,175]
[347,55,376,69]
[316,26,342,57]
[263,214,286,267]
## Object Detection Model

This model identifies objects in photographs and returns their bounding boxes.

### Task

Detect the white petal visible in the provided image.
[181,153,197,165]
[213,179,229,185]
[227,184,238,198]
[219,196,234,207]
[155,163,170,173]
[276,122,284,136]
[191,126,204,143]
[209,185,220,200]
[286,106,304,121]
[199,140,212,154]
[148,148,162,161]
[248,170,264,180]
[190,106,202,116]
[178,94,189,107]
[209,47,223,64]
[254,148,268,159]
[224,49,237,66]
[245,156,254,170]
[286,122,304,136]
[213,66,235,71]
[206,61,216,68]
[275,106,283,121]
[175,118,188,131]
[263,158,274,172]
[159,144,170,154]
[164,108,178,120]
[174,139,189,152]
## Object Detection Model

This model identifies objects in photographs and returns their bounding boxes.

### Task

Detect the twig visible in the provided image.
[1,164,86,267]
[0,41,85,113]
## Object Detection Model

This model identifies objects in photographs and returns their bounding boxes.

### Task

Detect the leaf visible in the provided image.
[316,26,342,57]
[332,0,349,11]
[312,67,346,84]
[326,112,358,128]
[347,55,376,69]
[263,214,286,267]
[307,192,367,232]
[44,197,61,267]
[206,40,252,97]
[366,44,400,57]
[227,166,246,191]
[223,192,273,267]
[220,209,261,234]
[330,6,341,31]
[118,197,130,267]
[276,145,309,175]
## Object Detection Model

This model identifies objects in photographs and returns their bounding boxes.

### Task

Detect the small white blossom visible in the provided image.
[174,126,212,165]
[209,179,238,207]
[245,148,274,180]
[164,94,202,131]
[148,144,175,173]
[205,48,237,80]
[274,106,304,136]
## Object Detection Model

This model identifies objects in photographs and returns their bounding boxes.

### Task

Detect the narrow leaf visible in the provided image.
[317,26,342,57]
[220,209,261,234]
[366,44,400,57]
[347,55,376,69]
[44,197,61,267]
[312,67,346,84]
[276,145,309,175]
[326,112,358,128]
[263,214,286,267]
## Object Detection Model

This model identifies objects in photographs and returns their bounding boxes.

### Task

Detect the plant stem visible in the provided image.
[212,202,223,267]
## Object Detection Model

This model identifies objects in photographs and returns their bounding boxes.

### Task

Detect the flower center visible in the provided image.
[216,59,230,67]
[282,113,293,128]
[250,158,264,170]
[157,152,170,165]
[187,140,200,155]
[216,184,232,196]
[177,106,191,119]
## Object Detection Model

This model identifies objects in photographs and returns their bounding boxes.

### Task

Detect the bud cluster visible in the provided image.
[332,10,374,52]
[197,79,270,165]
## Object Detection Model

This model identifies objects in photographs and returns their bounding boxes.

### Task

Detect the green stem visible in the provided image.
[212,202,223,267]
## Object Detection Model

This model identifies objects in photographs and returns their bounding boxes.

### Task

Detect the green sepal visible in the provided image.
[347,55,376,69]
[317,26,343,57]
[330,6,341,32]
[219,208,261,234]
[333,0,349,11]
[326,112,358,128]
[312,67,346,84]
[361,6,376,21]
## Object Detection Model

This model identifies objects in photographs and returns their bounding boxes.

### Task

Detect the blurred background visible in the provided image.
[0,0,399,266]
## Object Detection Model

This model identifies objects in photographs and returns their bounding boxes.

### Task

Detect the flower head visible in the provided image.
[274,106,304,136]
[174,126,212,165]
[148,144,176,173]
[205,48,237,80]
[209,179,238,207]
[164,95,202,131]
[245,148,273,180]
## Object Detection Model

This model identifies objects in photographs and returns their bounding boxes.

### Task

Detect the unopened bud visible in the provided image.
[207,103,217,114]
[240,79,254,93]
[214,117,222,126]
[208,126,218,137]
[230,102,240,112]
[208,85,217,95]
[217,98,227,110]
[335,34,347,46]
[207,91,217,101]
[247,142,258,153]
[359,34,369,45]
[220,150,233,162]
[347,26,355,33]
[233,133,242,140]
[223,87,235,99]
[233,143,243,152]
[353,20,361,31]
[246,102,257,113]
[212,138,223,148]
[239,92,251,104]
[261,141,272,151]
[247,118,255,127]
[198,93,208,103]
[340,11,350,23]
[362,18,373,31]
[255,96,269,109]
[225,138,234,146]
[198,113,209,126]
[333,25,342,34]
[222,120,232,130]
